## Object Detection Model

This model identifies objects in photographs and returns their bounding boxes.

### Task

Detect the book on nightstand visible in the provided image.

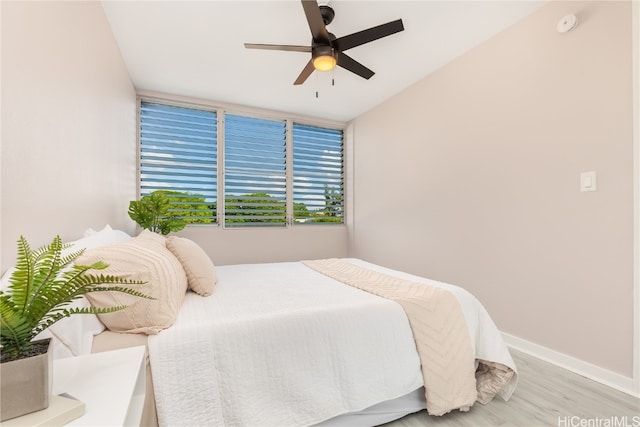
[0,394,85,427]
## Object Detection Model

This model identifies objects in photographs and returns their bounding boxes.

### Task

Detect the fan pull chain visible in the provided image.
[311,70,337,98]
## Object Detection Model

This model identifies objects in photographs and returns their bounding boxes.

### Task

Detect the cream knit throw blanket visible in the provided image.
[303,259,512,416]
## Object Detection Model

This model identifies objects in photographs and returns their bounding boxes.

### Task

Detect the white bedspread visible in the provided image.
[148,259,517,427]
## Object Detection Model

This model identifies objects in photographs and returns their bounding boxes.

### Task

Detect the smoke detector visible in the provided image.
[557,14,577,33]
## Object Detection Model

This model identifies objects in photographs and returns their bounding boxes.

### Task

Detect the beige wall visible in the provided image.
[0,1,137,270]
[178,226,348,266]
[351,1,634,377]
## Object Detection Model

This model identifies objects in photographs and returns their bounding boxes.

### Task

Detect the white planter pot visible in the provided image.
[0,338,53,421]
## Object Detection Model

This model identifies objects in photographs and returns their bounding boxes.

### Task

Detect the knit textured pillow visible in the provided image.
[77,230,188,334]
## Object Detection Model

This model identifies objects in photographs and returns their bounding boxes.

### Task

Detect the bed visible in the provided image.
[3,226,518,427]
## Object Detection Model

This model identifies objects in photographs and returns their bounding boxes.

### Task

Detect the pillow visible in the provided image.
[83,224,113,237]
[0,267,15,291]
[35,297,106,359]
[166,236,217,297]
[67,224,132,254]
[76,230,188,334]
[53,226,133,351]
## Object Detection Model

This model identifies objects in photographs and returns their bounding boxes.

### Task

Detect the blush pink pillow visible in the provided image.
[77,230,188,334]
[166,236,216,297]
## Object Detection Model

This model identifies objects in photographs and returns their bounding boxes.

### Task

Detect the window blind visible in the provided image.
[139,102,217,224]
[224,114,287,227]
[292,124,344,224]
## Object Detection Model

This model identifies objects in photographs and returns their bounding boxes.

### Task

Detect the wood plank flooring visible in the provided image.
[382,349,640,427]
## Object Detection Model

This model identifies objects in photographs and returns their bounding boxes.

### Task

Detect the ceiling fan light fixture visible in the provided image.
[313,55,336,71]
[312,45,336,71]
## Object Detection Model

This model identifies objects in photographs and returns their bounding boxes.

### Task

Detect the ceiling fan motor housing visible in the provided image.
[319,5,335,26]
[312,44,334,59]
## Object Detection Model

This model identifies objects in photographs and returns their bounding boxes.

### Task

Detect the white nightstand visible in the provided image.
[52,346,146,427]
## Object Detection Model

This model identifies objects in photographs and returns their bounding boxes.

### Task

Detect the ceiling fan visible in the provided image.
[244,0,404,85]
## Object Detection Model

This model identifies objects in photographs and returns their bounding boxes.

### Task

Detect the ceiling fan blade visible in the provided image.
[301,0,330,43]
[294,59,316,85]
[244,43,311,53]
[333,19,404,52]
[336,53,374,80]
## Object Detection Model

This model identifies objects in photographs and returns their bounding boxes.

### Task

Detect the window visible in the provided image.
[224,115,286,227]
[138,100,344,227]
[293,124,344,224]
[139,102,217,224]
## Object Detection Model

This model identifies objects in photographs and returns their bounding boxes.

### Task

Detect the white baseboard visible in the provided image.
[502,332,639,398]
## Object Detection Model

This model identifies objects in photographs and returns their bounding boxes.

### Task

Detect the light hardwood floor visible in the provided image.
[382,349,640,427]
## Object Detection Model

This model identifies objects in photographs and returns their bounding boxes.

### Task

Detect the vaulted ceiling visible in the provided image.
[102,1,545,122]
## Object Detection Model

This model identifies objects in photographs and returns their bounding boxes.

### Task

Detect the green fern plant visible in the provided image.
[128,191,187,235]
[0,235,151,362]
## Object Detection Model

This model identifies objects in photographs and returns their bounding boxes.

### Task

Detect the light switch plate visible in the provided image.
[580,171,597,192]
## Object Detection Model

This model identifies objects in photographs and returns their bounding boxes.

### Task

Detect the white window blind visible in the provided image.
[224,114,287,227]
[138,100,344,228]
[292,124,344,224]
[139,101,217,224]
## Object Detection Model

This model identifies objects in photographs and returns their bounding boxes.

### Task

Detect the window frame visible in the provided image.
[137,94,347,229]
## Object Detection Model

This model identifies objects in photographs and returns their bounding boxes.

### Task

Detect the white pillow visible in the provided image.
[66,224,131,254]
[0,226,132,359]
[0,267,14,291]
[83,224,111,237]
[34,298,106,359]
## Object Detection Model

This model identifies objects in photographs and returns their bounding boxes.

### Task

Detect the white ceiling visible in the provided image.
[101,1,545,122]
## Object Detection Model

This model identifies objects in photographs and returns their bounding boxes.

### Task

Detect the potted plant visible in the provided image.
[0,235,150,421]
[128,190,187,235]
